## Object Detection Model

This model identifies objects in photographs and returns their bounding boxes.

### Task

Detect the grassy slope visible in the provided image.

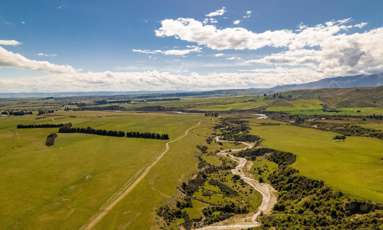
[266,98,383,116]
[95,119,213,229]
[359,122,383,131]
[0,112,204,229]
[120,96,267,112]
[282,87,383,107]
[250,120,383,203]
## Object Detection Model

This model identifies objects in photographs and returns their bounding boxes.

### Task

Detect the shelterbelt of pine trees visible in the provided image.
[58,126,169,140]
[17,123,71,129]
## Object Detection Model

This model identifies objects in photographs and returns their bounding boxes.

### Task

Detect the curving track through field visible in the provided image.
[80,121,201,230]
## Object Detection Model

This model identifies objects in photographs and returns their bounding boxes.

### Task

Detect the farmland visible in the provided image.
[0,111,208,229]
[1,87,383,229]
[250,119,383,203]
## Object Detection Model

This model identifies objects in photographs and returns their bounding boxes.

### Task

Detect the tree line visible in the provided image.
[2,111,33,116]
[17,123,72,129]
[58,126,169,140]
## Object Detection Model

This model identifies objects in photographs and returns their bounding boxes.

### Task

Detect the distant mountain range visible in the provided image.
[271,73,383,92]
[1,73,383,99]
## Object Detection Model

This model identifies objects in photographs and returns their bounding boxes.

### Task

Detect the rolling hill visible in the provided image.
[281,86,383,107]
[272,73,383,92]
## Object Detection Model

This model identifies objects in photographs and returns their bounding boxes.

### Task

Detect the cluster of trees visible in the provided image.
[59,127,125,137]
[204,112,219,117]
[126,131,169,140]
[367,114,383,120]
[270,112,383,141]
[215,118,260,142]
[208,179,237,196]
[322,104,340,113]
[37,109,54,115]
[236,147,296,167]
[1,111,33,116]
[73,105,125,111]
[261,167,382,229]
[94,99,131,105]
[157,142,255,229]
[239,146,383,229]
[17,123,71,129]
[45,133,57,146]
[334,135,347,141]
[58,126,169,140]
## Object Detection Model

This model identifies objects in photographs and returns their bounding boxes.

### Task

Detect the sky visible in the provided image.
[0,0,383,92]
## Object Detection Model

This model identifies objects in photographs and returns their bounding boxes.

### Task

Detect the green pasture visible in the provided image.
[95,119,213,229]
[250,119,383,203]
[0,112,206,229]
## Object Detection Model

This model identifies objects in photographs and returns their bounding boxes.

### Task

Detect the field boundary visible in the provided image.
[80,121,202,230]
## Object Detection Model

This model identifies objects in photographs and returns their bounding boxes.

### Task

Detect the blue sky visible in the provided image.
[0,0,383,92]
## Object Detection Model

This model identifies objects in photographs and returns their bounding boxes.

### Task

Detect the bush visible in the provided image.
[45,133,57,146]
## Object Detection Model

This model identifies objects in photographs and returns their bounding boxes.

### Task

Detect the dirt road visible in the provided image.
[80,121,201,230]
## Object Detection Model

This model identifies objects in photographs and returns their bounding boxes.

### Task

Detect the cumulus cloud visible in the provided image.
[0,40,21,46]
[132,46,201,56]
[233,20,241,25]
[0,46,76,74]
[155,18,371,51]
[245,27,383,77]
[155,18,294,50]
[0,43,322,92]
[0,68,324,92]
[1,17,383,92]
[156,17,383,78]
[206,7,226,17]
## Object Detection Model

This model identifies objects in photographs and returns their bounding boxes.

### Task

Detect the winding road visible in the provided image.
[80,121,201,230]
[196,137,277,230]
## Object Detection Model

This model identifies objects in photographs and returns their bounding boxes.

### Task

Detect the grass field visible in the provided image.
[95,118,213,229]
[266,99,383,116]
[250,119,383,203]
[117,96,268,112]
[0,111,208,229]
[192,99,267,111]
[359,122,383,131]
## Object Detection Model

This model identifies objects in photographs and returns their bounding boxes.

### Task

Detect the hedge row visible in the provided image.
[17,123,71,129]
[58,126,169,140]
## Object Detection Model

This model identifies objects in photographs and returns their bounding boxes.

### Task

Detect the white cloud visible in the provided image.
[0,40,21,46]
[36,52,57,57]
[155,18,294,50]
[203,18,218,25]
[226,56,242,61]
[0,44,319,92]
[214,53,224,57]
[132,46,201,56]
[0,46,76,74]
[233,20,241,25]
[0,18,382,92]
[155,17,383,77]
[243,10,252,19]
[355,22,368,29]
[245,27,383,77]
[156,18,371,51]
[0,68,324,92]
[206,7,226,18]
